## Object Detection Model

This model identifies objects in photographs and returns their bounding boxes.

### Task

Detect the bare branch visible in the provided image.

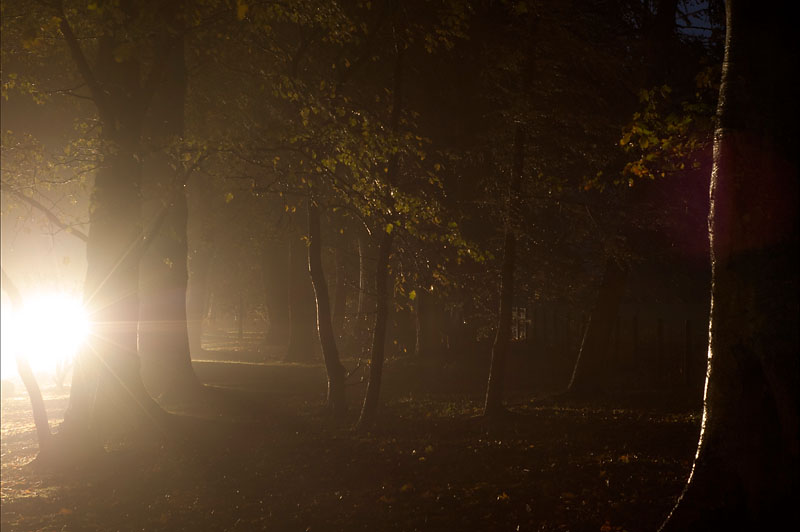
[0,182,88,242]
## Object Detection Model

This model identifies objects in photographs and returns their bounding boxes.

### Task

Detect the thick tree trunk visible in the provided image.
[357,229,394,428]
[660,2,799,529]
[307,198,347,417]
[138,36,199,399]
[566,257,627,395]
[64,144,165,440]
[484,124,525,416]
[286,221,318,362]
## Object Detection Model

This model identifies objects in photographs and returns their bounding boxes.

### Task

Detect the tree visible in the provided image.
[48,2,184,442]
[483,124,525,416]
[660,1,798,528]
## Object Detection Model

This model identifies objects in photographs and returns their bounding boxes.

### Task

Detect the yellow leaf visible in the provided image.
[225,192,234,203]
[408,290,416,301]
[400,483,413,492]
[385,223,393,234]
[236,0,248,20]
[58,508,73,515]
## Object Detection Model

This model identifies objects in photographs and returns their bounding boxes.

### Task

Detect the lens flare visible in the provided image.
[0,291,89,376]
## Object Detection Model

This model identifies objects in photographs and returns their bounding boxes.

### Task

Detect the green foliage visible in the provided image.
[618,67,719,185]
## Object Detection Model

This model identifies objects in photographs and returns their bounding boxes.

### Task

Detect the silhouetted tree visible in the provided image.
[660,1,798,528]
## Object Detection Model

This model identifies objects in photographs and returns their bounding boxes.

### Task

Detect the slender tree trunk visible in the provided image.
[307,198,347,416]
[286,219,318,362]
[566,257,627,395]
[186,245,211,356]
[356,230,375,349]
[660,2,798,529]
[331,242,348,337]
[357,228,394,427]
[0,269,52,455]
[357,43,404,429]
[484,124,525,416]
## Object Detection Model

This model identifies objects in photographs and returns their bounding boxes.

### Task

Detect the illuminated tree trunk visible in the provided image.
[58,17,173,441]
[484,124,525,416]
[0,269,52,455]
[307,197,347,417]
[65,140,165,440]
[660,2,799,529]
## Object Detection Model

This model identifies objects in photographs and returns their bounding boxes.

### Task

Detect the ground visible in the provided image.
[1,337,701,532]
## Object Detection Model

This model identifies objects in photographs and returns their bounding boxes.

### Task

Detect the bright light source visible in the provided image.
[0,291,89,376]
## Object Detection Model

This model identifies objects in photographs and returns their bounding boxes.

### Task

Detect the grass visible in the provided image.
[1,347,702,532]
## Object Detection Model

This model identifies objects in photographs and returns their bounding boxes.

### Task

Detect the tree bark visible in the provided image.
[357,42,404,429]
[138,34,199,399]
[484,124,525,416]
[64,140,165,440]
[357,228,394,428]
[60,21,174,440]
[331,242,348,338]
[356,229,375,348]
[286,219,318,362]
[566,257,627,395]
[660,2,799,529]
[307,198,347,417]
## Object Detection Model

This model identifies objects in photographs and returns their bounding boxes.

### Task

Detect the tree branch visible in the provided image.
[57,4,114,127]
[0,182,88,242]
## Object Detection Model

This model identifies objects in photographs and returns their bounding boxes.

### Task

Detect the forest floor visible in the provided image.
[1,337,703,532]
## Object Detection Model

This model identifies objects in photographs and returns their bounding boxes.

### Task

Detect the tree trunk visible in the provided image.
[484,124,525,416]
[0,268,52,455]
[137,35,198,399]
[566,257,627,395]
[286,220,318,362]
[357,228,394,428]
[357,43,404,429]
[356,229,375,348]
[64,142,165,440]
[331,242,348,338]
[307,198,347,417]
[660,2,799,529]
